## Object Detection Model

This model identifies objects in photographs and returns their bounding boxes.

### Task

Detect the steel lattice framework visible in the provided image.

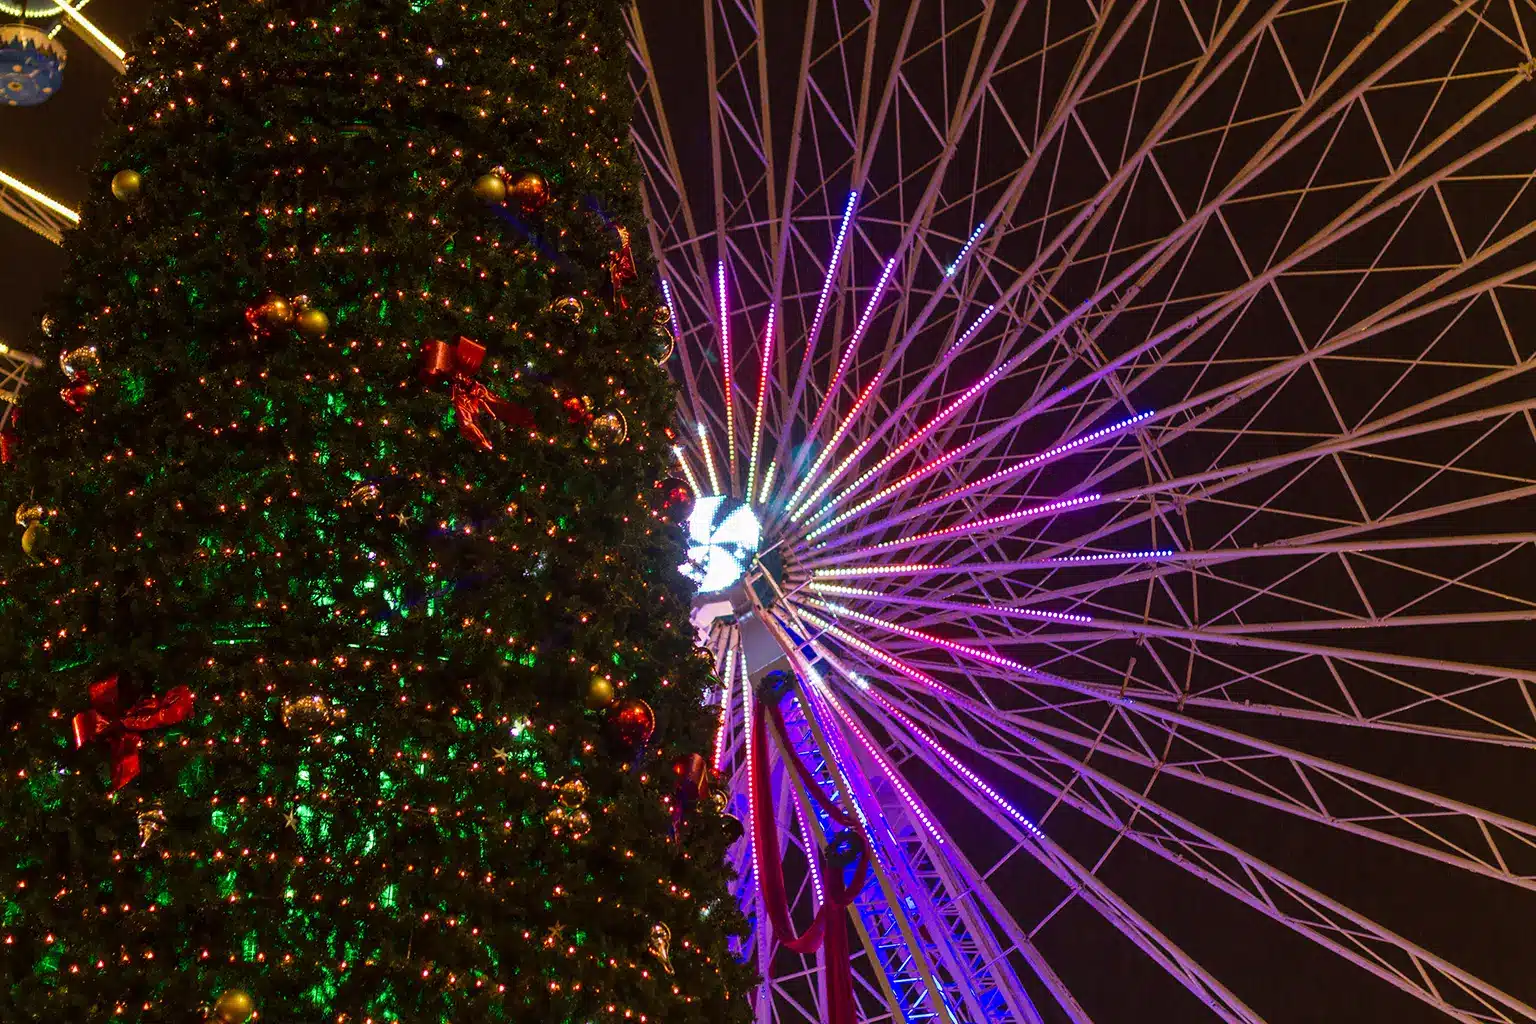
[629,0,1536,1021]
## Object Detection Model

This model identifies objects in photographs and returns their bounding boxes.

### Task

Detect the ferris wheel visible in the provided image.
[628,1,1536,1022]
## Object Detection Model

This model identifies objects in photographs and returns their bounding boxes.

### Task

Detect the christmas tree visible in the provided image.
[0,1,752,1020]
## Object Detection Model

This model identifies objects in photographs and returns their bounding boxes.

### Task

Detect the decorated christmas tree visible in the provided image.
[0,1,752,1020]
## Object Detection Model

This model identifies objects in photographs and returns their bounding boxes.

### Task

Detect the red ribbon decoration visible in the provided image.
[419,337,534,451]
[72,675,195,792]
[1,414,19,465]
[750,692,870,1024]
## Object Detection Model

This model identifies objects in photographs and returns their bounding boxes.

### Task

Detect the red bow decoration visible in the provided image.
[1,414,19,465]
[419,337,535,451]
[608,225,638,308]
[72,675,195,792]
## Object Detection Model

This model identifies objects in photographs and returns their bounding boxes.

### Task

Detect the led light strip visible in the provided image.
[787,253,902,516]
[815,409,1149,536]
[865,687,1045,841]
[805,582,1093,623]
[717,261,736,484]
[844,493,1101,556]
[933,411,1155,509]
[659,278,680,338]
[809,601,1027,672]
[746,305,775,504]
[758,462,778,506]
[806,191,859,348]
[812,671,943,845]
[944,221,988,277]
[697,421,722,495]
[711,648,738,773]
[672,445,704,500]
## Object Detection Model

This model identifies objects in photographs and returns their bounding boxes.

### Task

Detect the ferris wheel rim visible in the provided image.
[630,0,1536,1020]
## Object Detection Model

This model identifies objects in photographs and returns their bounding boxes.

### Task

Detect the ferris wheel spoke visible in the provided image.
[801,597,1536,751]
[813,0,1308,497]
[878,667,1536,891]
[819,25,1533,536]
[833,678,1273,1024]
[874,684,1536,1024]
[803,0,1492,513]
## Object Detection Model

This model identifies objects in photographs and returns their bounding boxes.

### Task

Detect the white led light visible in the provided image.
[679,496,762,593]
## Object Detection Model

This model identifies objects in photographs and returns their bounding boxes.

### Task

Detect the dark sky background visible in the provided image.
[0,0,153,348]
[2,3,1531,1023]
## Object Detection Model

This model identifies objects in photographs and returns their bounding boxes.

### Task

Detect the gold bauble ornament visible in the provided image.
[472,172,508,203]
[586,410,629,451]
[506,169,551,214]
[550,296,584,323]
[14,503,42,528]
[59,345,100,380]
[562,807,591,840]
[212,987,256,1024]
[349,481,381,506]
[110,169,143,202]
[651,323,675,364]
[20,522,48,559]
[281,694,339,732]
[39,313,55,337]
[584,675,615,711]
[295,306,330,338]
[652,305,672,326]
[555,776,589,809]
[258,294,294,329]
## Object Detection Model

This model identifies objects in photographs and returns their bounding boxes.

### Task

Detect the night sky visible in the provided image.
[3,2,1532,1022]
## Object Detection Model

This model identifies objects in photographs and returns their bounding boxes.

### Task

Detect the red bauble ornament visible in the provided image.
[656,477,692,526]
[672,752,710,817]
[606,697,656,756]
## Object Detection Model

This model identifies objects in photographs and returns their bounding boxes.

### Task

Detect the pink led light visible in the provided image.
[811,601,1027,672]
[864,687,1044,840]
[799,613,947,693]
[806,583,1093,622]
[718,261,736,480]
[854,493,1101,554]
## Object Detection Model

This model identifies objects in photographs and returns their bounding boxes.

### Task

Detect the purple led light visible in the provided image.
[854,493,1102,554]
[814,673,944,845]
[935,411,1154,507]
[865,687,1045,840]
